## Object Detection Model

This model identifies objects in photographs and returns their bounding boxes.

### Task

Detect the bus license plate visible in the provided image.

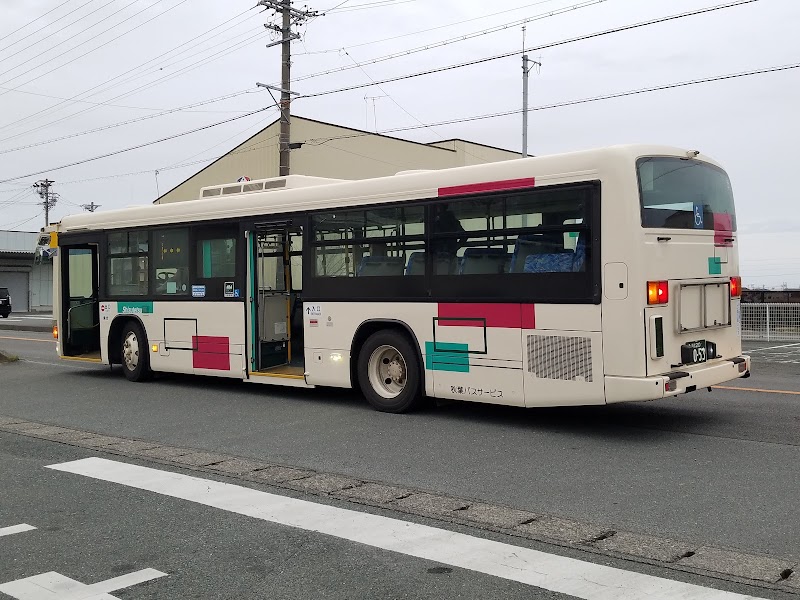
[681,340,707,365]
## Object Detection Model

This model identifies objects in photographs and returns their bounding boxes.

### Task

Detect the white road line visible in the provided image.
[0,524,36,538]
[47,458,766,600]
[745,342,800,352]
[20,359,97,370]
[0,568,166,599]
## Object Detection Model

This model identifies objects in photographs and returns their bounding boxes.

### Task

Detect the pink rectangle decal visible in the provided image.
[438,177,536,197]
[438,303,535,329]
[713,213,733,247]
[192,335,230,371]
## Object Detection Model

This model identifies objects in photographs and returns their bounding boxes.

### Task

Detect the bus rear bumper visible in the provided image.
[605,355,751,404]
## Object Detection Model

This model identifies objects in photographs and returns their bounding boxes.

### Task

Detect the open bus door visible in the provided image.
[250,223,304,377]
[61,244,101,358]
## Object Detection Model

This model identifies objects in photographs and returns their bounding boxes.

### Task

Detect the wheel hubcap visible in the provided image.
[123,331,139,371]
[368,345,407,399]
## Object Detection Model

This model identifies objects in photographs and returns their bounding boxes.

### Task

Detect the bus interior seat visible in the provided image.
[523,235,587,273]
[459,247,509,275]
[357,256,405,277]
[405,252,425,275]
[523,253,574,273]
[510,233,569,273]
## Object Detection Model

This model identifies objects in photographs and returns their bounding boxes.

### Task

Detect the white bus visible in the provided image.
[43,144,750,412]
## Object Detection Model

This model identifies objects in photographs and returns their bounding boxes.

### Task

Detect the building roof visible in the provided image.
[153,115,519,204]
[0,230,38,254]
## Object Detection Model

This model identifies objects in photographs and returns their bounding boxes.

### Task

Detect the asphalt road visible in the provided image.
[1,332,799,598]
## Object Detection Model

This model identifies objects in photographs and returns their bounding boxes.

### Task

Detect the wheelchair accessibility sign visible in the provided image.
[693,203,704,229]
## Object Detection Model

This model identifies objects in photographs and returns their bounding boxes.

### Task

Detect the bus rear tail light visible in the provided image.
[52,325,58,340]
[665,379,677,392]
[647,281,669,305]
[730,276,741,298]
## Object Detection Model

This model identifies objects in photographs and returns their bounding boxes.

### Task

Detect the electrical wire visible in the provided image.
[0,0,142,76]
[0,0,98,54]
[302,61,800,144]
[0,27,270,144]
[0,8,256,134]
[293,0,606,85]
[0,0,192,94]
[0,107,273,184]
[302,0,762,99]
[0,88,266,152]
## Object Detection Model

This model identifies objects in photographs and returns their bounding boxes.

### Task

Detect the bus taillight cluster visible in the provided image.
[647,281,669,305]
[730,276,741,298]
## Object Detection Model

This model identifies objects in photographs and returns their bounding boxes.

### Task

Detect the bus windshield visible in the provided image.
[638,157,736,231]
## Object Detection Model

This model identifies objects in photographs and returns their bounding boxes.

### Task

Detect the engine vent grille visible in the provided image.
[527,335,593,382]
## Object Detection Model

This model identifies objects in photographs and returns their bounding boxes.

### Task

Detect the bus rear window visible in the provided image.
[638,157,736,231]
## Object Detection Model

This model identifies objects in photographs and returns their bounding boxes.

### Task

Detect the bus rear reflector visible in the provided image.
[730,276,741,298]
[647,281,669,305]
[52,325,58,340]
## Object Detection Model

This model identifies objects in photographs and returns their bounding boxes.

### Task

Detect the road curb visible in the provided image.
[0,414,797,595]
[0,324,51,333]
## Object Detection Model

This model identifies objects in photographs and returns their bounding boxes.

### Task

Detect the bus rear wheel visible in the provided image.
[358,330,421,413]
[121,321,151,382]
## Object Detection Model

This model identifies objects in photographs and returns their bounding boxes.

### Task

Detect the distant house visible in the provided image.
[0,230,52,312]
[741,289,800,303]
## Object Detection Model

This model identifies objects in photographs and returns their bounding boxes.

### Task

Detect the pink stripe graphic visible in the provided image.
[438,177,536,197]
[438,303,535,329]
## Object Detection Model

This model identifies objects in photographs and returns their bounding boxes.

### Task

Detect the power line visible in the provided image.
[302,61,800,144]
[0,0,98,55]
[0,0,76,44]
[5,212,44,230]
[0,88,266,153]
[292,0,606,86]
[0,8,256,134]
[0,25,269,144]
[0,107,272,184]
[295,0,588,55]
[0,0,192,94]
[302,0,761,99]
[0,0,141,76]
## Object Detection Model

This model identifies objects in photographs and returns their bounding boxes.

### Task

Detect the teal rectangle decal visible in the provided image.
[708,256,722,275]
[425,341,470,373]
[117,301,153,314]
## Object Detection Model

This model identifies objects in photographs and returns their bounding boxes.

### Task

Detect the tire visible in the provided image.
[0,313,8,319]
[357,329,422,413]
[120,320,151,382]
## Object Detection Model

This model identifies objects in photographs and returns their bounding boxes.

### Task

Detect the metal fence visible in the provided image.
[741,303,800,341]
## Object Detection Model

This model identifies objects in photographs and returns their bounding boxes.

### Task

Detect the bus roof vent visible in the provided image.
[199,175,346,199]
[395,169,434,176]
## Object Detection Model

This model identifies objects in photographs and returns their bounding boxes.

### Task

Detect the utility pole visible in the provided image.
[257,0,319,176]
[33,179,56,227]
[521,26,541,158]
[81,202,101,212]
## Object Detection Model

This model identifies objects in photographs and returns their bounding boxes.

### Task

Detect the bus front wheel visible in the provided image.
[121,321,151,382]
[358,330,421,413]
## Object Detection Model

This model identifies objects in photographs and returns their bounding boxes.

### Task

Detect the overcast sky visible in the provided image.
[0,0,798,287]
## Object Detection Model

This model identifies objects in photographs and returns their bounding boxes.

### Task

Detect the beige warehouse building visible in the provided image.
[155,116,520,204]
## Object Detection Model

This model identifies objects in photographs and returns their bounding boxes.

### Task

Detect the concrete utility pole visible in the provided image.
[257,0,319,176]
[33,179,56,227]
[521,26,541,158]
[521,55,542,158]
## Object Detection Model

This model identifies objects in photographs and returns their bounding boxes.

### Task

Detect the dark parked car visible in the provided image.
[0,287,10,318]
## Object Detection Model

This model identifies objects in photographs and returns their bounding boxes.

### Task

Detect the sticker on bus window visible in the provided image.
[192,285,206,298]
[693,203,704,229]
[224,282,235,298]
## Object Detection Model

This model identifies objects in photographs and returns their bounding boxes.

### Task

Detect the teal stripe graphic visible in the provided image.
[425,341,470,373]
